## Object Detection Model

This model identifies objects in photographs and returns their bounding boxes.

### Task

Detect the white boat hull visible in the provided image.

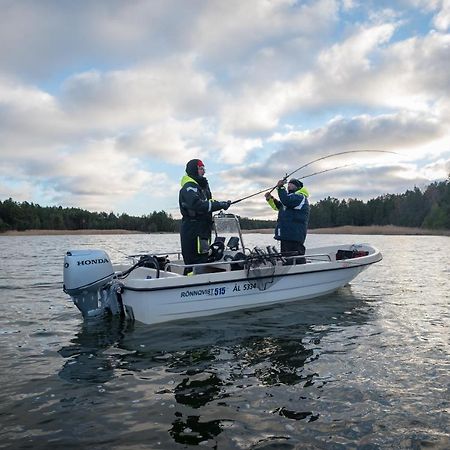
[63,214,382,326]
[115,246,378,325]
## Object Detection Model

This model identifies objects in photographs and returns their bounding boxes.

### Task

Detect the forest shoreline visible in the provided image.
[1,225,449,236]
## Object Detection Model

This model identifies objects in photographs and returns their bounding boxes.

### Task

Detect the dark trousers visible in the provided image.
[180,219,211,272]
[280,240,306,265]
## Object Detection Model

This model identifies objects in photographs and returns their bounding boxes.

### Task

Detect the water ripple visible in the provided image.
[0,233,449,449]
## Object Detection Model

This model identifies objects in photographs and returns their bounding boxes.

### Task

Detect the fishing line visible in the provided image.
[283,149,397,180]
[265,149,397,196]
[301,163,355,180]
[230,163,355,205]
[231,149,398,205]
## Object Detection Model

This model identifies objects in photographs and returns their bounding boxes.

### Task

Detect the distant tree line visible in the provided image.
[0,199,277,233]
[1,178,449,232]
[0,201,179,233]
[309,179,450,230]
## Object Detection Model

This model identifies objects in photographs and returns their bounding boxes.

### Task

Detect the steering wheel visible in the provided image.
[208,241,225,262]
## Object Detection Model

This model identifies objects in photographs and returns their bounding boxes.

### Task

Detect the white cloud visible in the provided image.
[318,24,396,82]
[341,0,358,11]
[213,132,262,164]
[46,140,169,211]
[116,118,211,164]
[61,56,218,127]
[0,179,35,204]
[0,1,449,218]
[272,111,445,160]
[0,1,199,79]
[378,32,450,105]
[190,0,339,65]
[433,0,450,30]
[0,76,72,155]
[227,109,449,217]
[403,0,450,31]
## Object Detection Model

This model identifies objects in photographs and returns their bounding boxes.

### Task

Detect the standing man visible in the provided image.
[179,159,231,272]
[265,178,310,264]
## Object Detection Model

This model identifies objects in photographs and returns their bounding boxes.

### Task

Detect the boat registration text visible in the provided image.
[179,281,258,299]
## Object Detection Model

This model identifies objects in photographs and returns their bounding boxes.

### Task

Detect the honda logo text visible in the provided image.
[77,258,109,266]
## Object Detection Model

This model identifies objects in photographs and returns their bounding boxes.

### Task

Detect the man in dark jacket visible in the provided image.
[179,159,230,271]
[265,178,310,264]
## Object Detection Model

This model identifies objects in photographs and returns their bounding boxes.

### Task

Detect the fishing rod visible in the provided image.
[302,163,355,180]
[230,163,354,205]
[230,149,397,205]
[266,149,397,195]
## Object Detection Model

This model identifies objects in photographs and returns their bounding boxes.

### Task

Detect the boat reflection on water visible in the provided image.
[58,317,133,384]
[58,287,374,445]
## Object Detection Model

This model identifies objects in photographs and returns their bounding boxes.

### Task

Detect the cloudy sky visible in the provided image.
[1,0,449,219]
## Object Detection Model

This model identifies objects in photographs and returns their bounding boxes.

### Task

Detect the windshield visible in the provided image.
[213,213,245,251]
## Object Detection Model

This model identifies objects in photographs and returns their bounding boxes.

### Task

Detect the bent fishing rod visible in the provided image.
[230,149,398,205]
[230,163,354,204]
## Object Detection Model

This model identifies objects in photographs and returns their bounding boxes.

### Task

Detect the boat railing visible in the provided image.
[127,251,183,262]
[129,250,333,276]
[164,252,333,275]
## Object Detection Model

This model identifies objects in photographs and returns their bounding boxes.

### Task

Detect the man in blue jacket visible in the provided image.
[179,159,230,272]
[265,178,310,264]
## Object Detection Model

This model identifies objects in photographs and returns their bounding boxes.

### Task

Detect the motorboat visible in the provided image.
[63,213,382,325]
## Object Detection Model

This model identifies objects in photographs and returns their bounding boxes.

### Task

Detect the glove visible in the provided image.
[264,192,272,200]
[211,200,230,212]
[221,200,231,210]
[277,179,286,188]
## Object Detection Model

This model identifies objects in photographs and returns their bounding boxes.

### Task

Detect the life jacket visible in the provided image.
[267,186,310,242]
[179,174,213,220]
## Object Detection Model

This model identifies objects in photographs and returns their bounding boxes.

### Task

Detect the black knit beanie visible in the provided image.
[185,159,208,188]
[186,159,204,178]
[289,178,303,189]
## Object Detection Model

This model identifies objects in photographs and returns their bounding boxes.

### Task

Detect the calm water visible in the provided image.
[0,233,449,449]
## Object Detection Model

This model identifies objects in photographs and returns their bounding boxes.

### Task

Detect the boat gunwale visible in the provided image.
[120,255,381,293]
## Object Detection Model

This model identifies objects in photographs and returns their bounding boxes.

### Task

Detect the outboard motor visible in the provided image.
[63,249,116,317]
